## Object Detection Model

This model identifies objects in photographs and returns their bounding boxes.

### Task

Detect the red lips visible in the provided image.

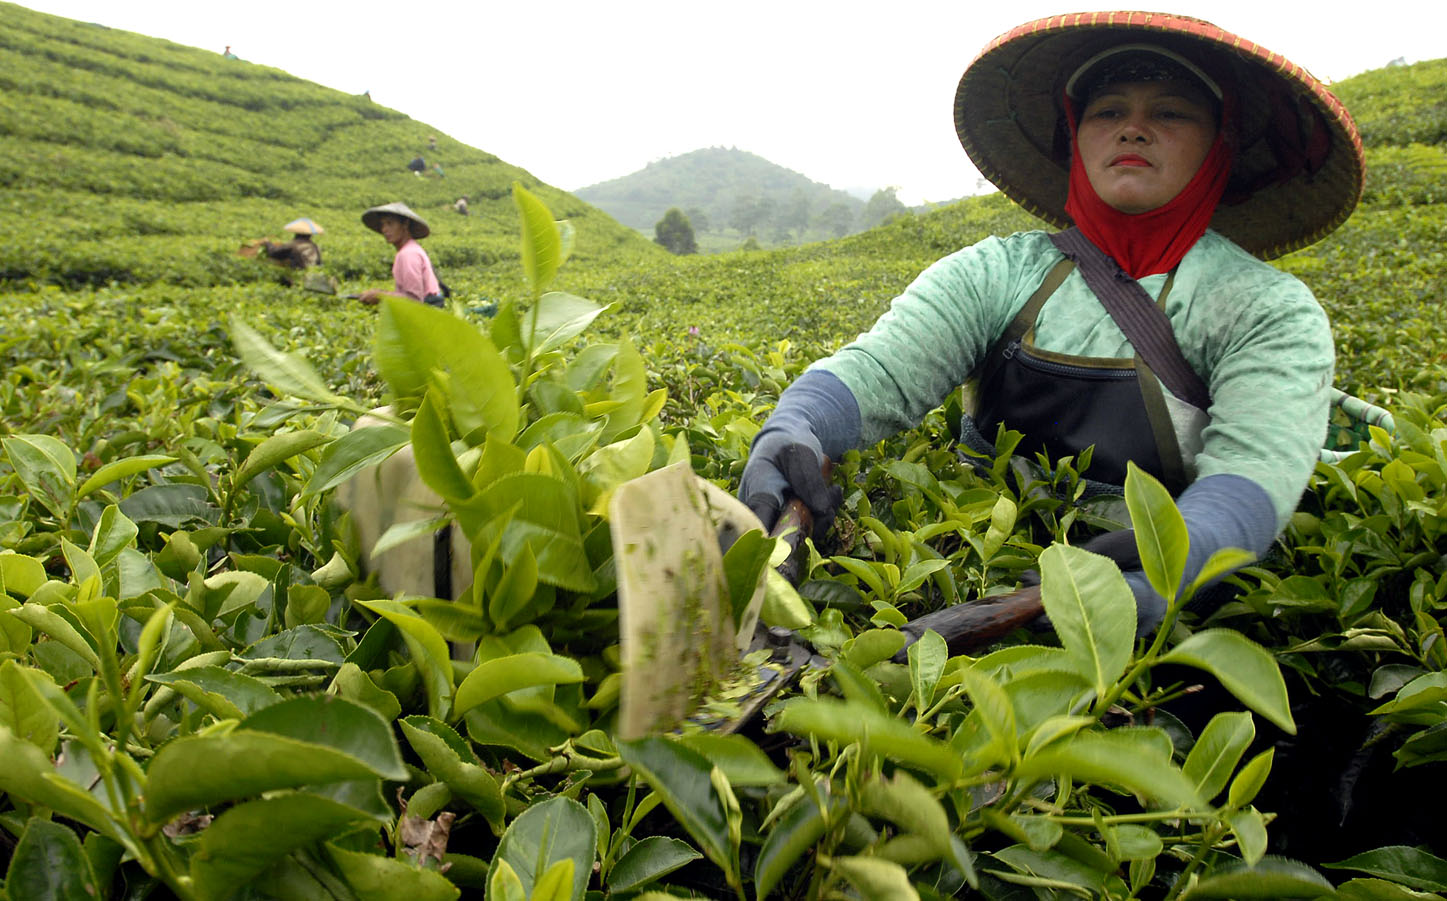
[1110,154,1151,167]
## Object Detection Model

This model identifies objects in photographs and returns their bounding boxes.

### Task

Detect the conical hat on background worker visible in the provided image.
[361,202,430,240]
[282,217,324,235]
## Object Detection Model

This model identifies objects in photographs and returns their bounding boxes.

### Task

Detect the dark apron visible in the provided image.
[969,258,1197,494]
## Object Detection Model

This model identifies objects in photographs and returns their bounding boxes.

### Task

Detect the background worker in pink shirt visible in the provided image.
[357,202,445,307]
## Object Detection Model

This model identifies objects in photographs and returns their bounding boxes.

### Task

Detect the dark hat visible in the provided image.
[954,11,1365,259]
[361,202,430,239]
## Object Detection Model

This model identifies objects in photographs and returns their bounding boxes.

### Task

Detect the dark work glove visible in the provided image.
[739,432,842,541]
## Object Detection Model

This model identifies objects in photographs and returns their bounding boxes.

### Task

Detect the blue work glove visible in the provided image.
[738,369,861,538]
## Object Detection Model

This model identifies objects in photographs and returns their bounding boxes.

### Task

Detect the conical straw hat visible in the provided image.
[954,11,1364,259]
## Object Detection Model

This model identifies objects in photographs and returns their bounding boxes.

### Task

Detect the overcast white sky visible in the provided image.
[16,1,1447,204]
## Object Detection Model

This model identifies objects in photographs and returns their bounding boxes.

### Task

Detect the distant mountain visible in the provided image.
[576,147,904,251]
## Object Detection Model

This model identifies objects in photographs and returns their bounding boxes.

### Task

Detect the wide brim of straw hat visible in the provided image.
[955,11,1364,260]
[283,217,324,235]
[361,202,430,239]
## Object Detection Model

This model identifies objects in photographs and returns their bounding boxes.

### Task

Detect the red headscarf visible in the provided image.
[1062,96,1234,279]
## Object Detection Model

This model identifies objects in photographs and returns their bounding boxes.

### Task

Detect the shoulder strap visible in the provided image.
[1049,228,1211,410]
[975,257,1074,393]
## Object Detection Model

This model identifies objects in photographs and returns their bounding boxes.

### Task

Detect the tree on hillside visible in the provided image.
[654,208,698,255]
[860,186,908,229]
[731,195,776,236]
[815,202,855,238]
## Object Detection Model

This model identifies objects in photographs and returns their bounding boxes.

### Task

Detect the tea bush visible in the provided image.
[3,4,1447,898]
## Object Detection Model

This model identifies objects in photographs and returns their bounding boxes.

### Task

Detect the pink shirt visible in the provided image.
[392,239,441,301]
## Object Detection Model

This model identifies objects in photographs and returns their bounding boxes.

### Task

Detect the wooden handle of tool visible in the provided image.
[770,498,813,587]
[891,584,1045,662]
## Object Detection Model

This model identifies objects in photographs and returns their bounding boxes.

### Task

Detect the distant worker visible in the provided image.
[357,203,444,307]
[432,162,445,178]
[223,45,239,60]
[408,156,426,176]
[454,195,469,216]
[428,135,438,152]
[260,217,323,269]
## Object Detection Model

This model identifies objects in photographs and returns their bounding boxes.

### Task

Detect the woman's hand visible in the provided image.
[356,289,382,305]
[739,434,841,541]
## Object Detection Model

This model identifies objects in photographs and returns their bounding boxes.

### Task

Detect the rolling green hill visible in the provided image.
[2,0,1445,401]
[576,146,909,251]
[0,0,660,292]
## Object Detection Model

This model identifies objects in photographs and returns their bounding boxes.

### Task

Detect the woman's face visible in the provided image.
[379,216,411,245]
[1076,80,1218,214]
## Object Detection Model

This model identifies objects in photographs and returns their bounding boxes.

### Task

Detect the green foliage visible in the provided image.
[653,207,698,255]
[3,6,1447,897]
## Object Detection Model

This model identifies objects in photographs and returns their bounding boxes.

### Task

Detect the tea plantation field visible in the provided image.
[3,4,1447,899]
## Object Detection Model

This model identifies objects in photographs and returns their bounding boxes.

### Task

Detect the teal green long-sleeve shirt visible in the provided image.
[814,229,1334,529]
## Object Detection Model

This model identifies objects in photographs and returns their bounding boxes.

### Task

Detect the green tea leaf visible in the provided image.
[144,730,392,825]
[400,716,504,828]
[327,844,462,901]
[76,454,176,499]
[755,788,849,900]
[487,543,538,632]
[1186,856,1334,897]
[0,554,47,599]
[452,652,583,720]
[146,665,282,718]
[230,319,349,406]
[1326,845,1447,892]
[491,795,596,901]
[532,859,575,901]
[490,860,527,901]
[329,663,402,722]
[827,854,920,901]
[607,836,702,893]
[1183,711,1255,802]
[771,697,965,782]
[859,770,951,856]
[1333,877,1447,900]
[617,736,732,874]
[0,726,133,855]
[2,434,76,518]
[1124,463,1188,602]
[463,472,594,592]
[88,504,138,568]
[675,732,786,786]
[189,792,375,899]
[1226,807,1269,867]
[5,817,99,901]
[522,291,612,356]
[411,390,474,502]
[355,599,455,721]
[1160,629,1295,734]
[1015,729,1202,809]
[8,604,100,669]
[241,695,406,777]
[514,182,562,296]
[375,299,519,443]
[303,424,408,498]
[1038,543,1134,697]
[0,660,58,754]
[1228,747,1274,809]
[909,628,948,713]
